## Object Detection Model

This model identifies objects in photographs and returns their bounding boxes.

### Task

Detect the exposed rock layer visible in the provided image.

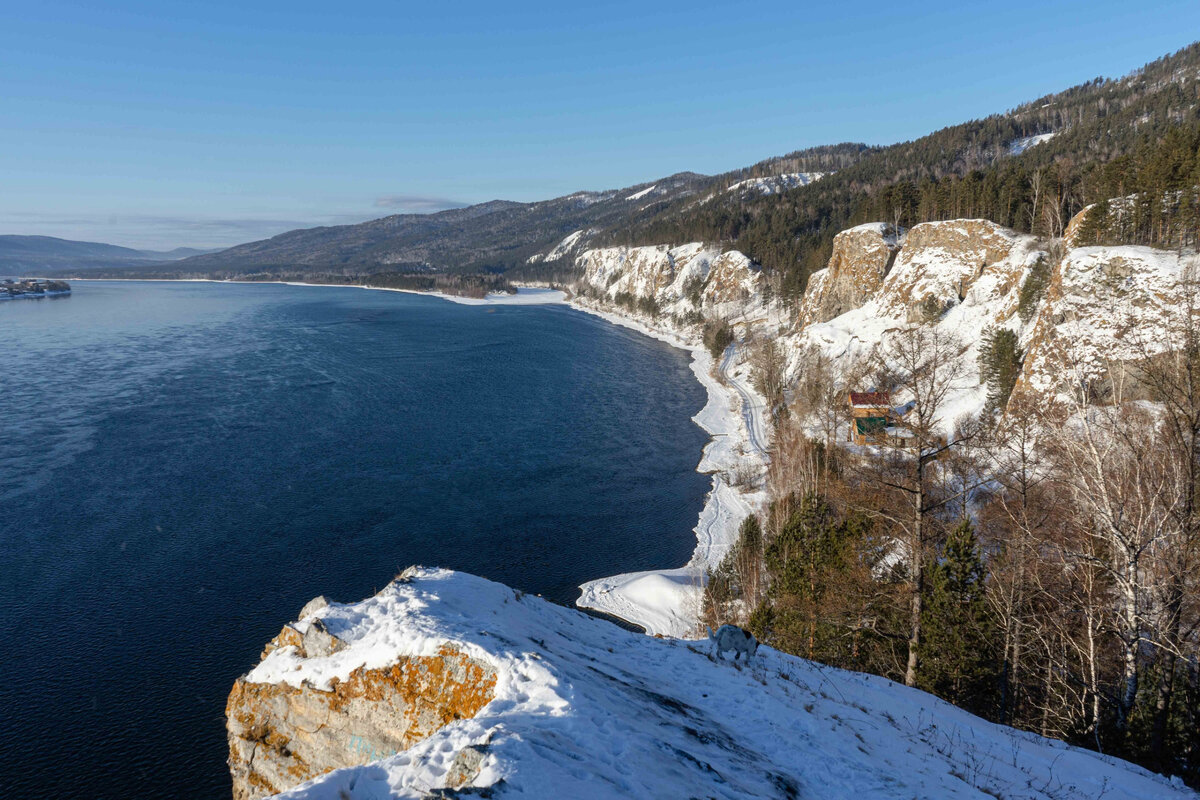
[227,606,496,800]
[798,223,902,326]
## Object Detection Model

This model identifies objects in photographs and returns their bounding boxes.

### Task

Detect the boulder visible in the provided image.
[228,605,497,800]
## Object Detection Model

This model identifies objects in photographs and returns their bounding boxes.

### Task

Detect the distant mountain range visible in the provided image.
[0,235,222,272]
[132,151,865,281]
[169,172,746,276]
[15,42,1200,296]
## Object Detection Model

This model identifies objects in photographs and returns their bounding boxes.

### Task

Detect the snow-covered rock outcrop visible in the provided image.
[790,219,1046,426]
[230,568,1191,800]
[790,217,1199,424]
[576,243,773,323]
[1017,245,1200,402]
[874,219,1038,322]
[798,222,903,326]
[227,595,497,800]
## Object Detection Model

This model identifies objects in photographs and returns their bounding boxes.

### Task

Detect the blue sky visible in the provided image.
[1,1,1196,249]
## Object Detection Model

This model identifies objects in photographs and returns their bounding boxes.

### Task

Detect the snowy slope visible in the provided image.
[253,568,1192,800]
[525,229,589,263]
[724,171,826,195]
[1009,132,1057,155]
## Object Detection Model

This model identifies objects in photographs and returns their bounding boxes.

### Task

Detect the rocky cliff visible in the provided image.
[576,242,775,324]
[229,568,1191,799]
[782,219,1045,424]
[786,217,1197,423]
[798,222,902,326]
[1015,244,1197,403]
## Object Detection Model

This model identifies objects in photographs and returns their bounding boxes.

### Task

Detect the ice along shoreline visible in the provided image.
[567,299,768,638]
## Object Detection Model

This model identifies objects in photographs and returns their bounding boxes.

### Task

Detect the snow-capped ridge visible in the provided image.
[725,171,827,196]
[230,568,1192,800]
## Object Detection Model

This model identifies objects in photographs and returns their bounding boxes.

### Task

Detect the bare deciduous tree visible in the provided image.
[862,326,973,687]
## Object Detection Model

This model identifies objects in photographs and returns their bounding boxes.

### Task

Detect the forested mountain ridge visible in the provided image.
[162,150,868,281]
[608,42,1200,300]
[165,174,726,279]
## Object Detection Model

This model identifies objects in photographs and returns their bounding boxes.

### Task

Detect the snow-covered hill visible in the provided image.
[229,568,1192,800]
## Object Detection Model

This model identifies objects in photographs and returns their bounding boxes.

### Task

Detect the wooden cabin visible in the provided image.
[848,391,892,445]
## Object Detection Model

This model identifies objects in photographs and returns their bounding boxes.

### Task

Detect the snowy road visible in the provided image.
[720,343,770,456]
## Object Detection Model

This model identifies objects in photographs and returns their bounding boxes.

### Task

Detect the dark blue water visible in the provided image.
[0,281,709,798]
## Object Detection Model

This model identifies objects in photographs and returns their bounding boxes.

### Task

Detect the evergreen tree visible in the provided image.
[978,327,1023,414]
[755,493,890,672]
[705,515,765,626]
[919,520,999,716]
[1017,258,1051,323]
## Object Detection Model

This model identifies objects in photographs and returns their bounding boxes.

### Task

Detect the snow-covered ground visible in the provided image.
[264,568,1194,800]
[433,287,566,305]
[570,302,769,637]
[1009,132,1057,155]
[724,171,826,196]
[526,230,587,264]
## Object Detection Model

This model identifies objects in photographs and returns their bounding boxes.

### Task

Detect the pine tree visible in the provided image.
[978,327,1023,413]
[755,493,887,671]
[919,520,999,716]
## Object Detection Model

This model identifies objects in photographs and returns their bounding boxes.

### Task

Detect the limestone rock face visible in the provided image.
[799,223,901,326]
[576,243,768,321]
[1014,245,1198,404]
[227,604,497,800]
[874,219,1029,322]
[703,251,763,312]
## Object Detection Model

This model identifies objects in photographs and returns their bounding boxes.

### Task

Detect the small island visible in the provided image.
[0,279,71,300]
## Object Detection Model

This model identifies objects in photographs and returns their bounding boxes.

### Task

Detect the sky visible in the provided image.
[1,1,1197,250]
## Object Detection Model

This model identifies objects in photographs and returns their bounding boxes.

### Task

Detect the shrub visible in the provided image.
[703,319,736,361]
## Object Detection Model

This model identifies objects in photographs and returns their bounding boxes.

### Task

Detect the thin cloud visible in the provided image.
[0,211,385,251]
[373,194,468,212]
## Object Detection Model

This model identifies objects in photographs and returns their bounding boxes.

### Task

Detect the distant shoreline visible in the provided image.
[62,276,568,306]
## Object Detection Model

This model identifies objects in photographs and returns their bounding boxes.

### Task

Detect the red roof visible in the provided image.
[849,391,890,407]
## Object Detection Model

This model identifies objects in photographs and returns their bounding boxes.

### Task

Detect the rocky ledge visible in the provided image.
[227,568,1189,800]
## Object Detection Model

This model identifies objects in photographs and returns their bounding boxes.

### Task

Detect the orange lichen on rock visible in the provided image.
[259,625,304,660]
[227,642,497,800]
